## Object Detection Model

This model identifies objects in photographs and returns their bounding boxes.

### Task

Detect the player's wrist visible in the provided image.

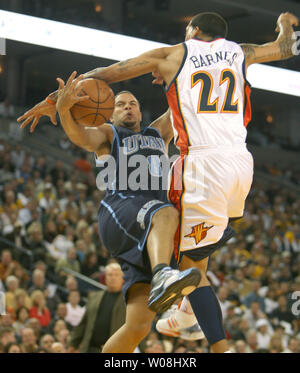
[45,96,56,105]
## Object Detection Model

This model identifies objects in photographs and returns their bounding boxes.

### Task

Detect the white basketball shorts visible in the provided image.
[169,143,253,260]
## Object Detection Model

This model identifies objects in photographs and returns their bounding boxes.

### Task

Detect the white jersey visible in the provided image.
[166,38,251,152]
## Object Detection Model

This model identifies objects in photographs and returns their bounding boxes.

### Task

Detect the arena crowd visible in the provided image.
[0,137,299,353]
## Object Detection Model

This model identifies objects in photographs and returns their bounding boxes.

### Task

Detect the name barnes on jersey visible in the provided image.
[189,49,238,68]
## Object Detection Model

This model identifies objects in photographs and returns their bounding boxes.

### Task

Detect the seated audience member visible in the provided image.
[65,290,85,328]
[13,306,30,337]
[29,290,51,328]
[20,327,38,353]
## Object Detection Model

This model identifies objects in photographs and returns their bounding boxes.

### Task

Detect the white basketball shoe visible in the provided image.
[156,304,205,340]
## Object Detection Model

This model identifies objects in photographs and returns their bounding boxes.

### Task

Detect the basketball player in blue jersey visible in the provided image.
[18,11,299,353]
[20,72,201,353]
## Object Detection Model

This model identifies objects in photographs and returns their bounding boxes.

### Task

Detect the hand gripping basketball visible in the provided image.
[56,71,90,115]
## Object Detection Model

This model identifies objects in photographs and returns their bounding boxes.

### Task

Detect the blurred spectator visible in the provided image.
[27,318,42,341]
[65,290,85,328]
[59,134,71,152]
[0,250,19,282]
[28,269,47,295]
[255,319,274,349]
[3,342,22,353]
[217,286,231,319]
[50,160,68,186]
[38,183,56,211]
[234,340,248,353]
[243,301,267,329]
[49,227,75,261]
[56,328,70,349]
[34,156,47,180]
[13,306,30,337]
[283,337,300,353]
[242,280,266,312]
[143,339,165,353]
[29,290,51,328]
[68,263,125,353]
[5,275,20,310]
[55,247,81,284]
[24,222,48,262]
[73,152,91,174]
[11,145,25,171]
[268,333,284,353]
[0,98,15,118]
[50,342,66,353]
[18,199,40,227]
[20,327,38,353]
[81,251,100,280]
[53,320,68,342]
[47,303,72,333]
[270,295,295,324]
[245,329,258,353]
[0,327,16,349]
[12,288,32,314]
[39,334,55,353]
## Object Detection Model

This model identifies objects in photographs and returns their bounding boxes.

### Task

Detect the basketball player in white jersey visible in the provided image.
[18,11,298,353]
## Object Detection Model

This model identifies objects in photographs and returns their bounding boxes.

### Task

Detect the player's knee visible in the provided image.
[153,206,179,227]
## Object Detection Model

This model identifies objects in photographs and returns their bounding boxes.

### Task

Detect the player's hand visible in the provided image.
[56,71,89,115]
[275,12,299,32]
[152,70,164,85]
[17,99,57,133]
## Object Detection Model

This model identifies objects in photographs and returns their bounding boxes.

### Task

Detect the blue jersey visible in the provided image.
[95,124,169,199]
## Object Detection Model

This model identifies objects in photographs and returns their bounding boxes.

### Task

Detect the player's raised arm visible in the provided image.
[56,71,113,153]
[149,109,173,148]
[241,12,299,70]
[83,45,180,85]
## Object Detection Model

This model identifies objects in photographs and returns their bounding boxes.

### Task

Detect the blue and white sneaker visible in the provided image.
[148,267,201,314]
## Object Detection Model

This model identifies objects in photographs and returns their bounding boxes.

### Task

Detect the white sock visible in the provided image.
[174,297,197,328]
[180,296,194,314]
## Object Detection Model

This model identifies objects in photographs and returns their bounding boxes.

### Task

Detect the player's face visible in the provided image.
[112,93,142,130]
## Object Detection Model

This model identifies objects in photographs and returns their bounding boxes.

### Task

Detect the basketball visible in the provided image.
[70,78,115,127]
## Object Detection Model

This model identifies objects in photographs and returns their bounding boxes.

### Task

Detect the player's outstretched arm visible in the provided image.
[241,12,299,70]
[83,45,179,85]
[150,109,173,148]
[56,71,113,153]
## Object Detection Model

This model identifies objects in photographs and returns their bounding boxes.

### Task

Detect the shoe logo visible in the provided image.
[161,293,176,304]
[184,223,213,245]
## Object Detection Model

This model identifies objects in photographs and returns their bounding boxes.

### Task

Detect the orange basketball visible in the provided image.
[70,78,115,127]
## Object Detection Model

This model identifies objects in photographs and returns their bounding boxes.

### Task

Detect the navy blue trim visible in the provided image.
[241,57,252,87]
[175,154,187,262]
[174,80,191,147]
[109,124,120,194]
[165,43,188,93]
[100,200,141,245]
[150,126,163,138]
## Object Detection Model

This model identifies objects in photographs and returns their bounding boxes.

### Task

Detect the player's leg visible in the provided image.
[146,206,201,314]
[102,283,155,353]
[179,255,229,353]
[146,206,179,268]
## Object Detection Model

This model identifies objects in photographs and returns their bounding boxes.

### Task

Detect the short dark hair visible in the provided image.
[190,12,228,39]
[115,91,141,109]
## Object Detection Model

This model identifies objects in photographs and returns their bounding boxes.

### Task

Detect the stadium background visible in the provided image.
[0,0,300,353]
